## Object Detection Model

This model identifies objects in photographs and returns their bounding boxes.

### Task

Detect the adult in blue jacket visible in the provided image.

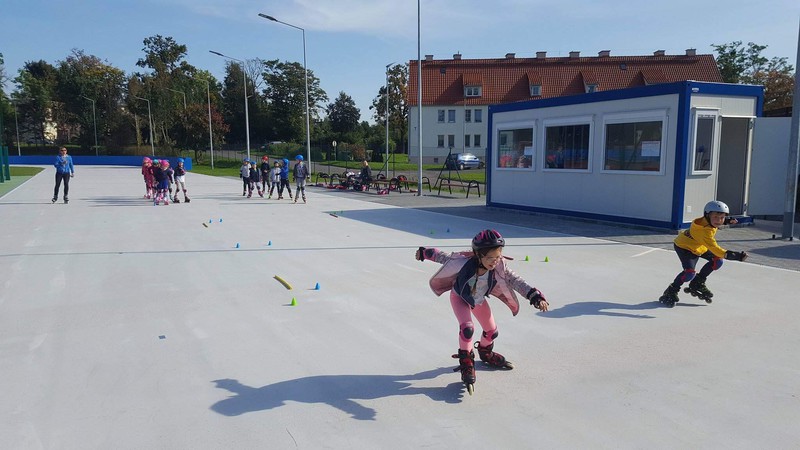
[52,147,74,203]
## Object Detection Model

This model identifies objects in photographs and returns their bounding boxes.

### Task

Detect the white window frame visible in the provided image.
[448,109,456,123]
[530,84,542,97]
[689,108,719,175]
[465,109,472,123]
[495,120,537,171]
[541,115,594,173]
[437,109,445,123]
[600,109,668,176]
[465,86,482,97]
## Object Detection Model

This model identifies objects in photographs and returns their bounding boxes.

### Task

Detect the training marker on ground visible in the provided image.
[274,275,293,290]
[290,298,297,306]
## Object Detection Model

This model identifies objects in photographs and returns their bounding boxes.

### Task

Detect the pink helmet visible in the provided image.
[143,157,152,164]
[160,159,170,167]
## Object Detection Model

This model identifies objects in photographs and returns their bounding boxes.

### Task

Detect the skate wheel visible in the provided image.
[466,383,474,395]
[705,298,713,304]
[504,361,514,370]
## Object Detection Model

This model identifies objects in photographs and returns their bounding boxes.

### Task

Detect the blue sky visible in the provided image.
[1,0,798,123]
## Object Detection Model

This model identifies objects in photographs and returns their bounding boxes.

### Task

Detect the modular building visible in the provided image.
[486,81,764,229]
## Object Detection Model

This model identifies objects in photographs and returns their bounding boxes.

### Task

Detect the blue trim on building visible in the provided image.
[485,201,675,229]
[486,111,494,204]
[671,83,692,229]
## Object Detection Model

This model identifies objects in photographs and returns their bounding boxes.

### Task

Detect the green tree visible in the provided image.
[370,63,409,153]
[712,41,794,110]
[14,60,59,145]
[261,59,328,143]
[327,91,360,136]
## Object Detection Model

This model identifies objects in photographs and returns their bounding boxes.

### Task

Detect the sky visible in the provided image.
[1,0,799,124]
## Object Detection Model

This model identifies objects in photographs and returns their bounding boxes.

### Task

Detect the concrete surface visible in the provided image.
[1,167,799,449]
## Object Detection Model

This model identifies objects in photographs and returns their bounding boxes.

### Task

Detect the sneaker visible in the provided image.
[52,198,57,203]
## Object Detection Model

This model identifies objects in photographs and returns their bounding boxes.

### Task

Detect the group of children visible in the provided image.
[417,200,748,394]
[240,154,310,203]
[141,157,190,205]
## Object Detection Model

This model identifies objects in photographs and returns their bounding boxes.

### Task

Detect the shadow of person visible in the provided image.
[539,300,669,319]
[211,367,461,420]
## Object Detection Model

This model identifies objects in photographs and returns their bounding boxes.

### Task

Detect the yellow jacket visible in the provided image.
[674,217,727,257]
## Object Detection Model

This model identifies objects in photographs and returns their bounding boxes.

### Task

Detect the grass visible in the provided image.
[0,166,45,198]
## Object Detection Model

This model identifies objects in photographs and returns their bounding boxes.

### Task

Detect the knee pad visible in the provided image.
[482,329,498,340]
[712,257,724,271]
[679,269,696,283]
[460,323,474,340]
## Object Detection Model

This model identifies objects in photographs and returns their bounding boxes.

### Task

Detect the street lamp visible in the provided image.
[258,13,311,166]
[209,50,251,161]
[385,63,394,175]
[416,0,423,196]
[12,101,21,156]
[80,95,98,156]
[193,76,215,170]
[133,95,155,156]
[166,88,187,111]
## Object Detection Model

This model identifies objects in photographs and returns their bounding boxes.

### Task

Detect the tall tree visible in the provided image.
[712,41,795,111]
[261,60,327,143]
[14,60,59,144]
[327,91,360,136]
[370,64,409,153]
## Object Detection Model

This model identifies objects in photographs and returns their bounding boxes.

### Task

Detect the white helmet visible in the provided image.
[704,200,729,215]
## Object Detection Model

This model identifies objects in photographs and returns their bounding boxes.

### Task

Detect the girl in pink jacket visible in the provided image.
[416,229,549,394]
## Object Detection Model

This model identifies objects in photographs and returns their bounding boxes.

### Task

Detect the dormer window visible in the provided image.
[530,84,542,97]
[465,86,482,97]
[585,83,598,93]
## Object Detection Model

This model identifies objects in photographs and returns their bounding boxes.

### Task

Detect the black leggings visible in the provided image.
[54,172,70,199]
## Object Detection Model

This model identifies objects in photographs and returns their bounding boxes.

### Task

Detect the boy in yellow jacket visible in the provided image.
[659,200,748,307]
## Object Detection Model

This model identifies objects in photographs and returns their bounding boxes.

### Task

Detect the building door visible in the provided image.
[717,117,753,216]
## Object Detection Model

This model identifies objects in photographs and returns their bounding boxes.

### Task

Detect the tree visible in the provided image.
[261,59,328,143]
[327,91,360,135]
[370,64,409,153]
[712,41,794,111]
[14,60,59,145]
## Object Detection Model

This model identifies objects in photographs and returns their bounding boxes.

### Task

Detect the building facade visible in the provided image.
[407,50,723,165]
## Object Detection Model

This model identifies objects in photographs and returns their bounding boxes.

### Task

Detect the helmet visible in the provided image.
[177,157,184,163]
[161,159,170,167]
[471,229,505,252]
[704,200,729,215]
[143,157,152,164]
[153,159,160,165]
[295,155,304,161]
[262,155,269,161]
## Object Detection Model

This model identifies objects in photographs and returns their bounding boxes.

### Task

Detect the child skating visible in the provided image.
[172,158,190,203]
[240,159,251,196]
[279,157,293,201]
[268,161,281,199]
[248,160,263,198]
[260,155,271,194]
[152,159,171,205]
[415,229,549,395]
[292,154,309,203]
[659,200,748,307]
[141,157,154,199]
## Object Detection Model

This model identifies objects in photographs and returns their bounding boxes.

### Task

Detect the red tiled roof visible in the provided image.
[408,54,722,106]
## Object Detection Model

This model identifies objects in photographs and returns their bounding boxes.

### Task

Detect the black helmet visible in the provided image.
[472,229,505,252]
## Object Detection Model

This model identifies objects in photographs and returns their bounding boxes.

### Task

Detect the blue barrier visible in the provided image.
[8,155,193,170]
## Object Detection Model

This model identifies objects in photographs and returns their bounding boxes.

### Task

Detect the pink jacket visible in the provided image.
[423,249,535,316]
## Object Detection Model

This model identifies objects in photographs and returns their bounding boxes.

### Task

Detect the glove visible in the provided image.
[724,250,748,262]
[526,288,547,310]
[416,246,426,262]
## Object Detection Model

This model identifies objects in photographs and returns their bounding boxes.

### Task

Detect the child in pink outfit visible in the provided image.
[415,229,549,393]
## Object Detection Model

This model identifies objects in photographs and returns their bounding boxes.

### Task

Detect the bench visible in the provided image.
[369,176,402,194]
[435,177,481,198]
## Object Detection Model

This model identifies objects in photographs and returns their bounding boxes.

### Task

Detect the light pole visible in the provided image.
[210,50,251,161]
[133,96,155,156]
[80,95,98,156]
[385,63,394,175]
[258,13,311,166]
[416,0,423,196]
[12,101,21,156]
[166,88,187,111]
[193,76,214,170]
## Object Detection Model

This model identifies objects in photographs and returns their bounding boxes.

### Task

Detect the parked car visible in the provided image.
[445,152,484,170]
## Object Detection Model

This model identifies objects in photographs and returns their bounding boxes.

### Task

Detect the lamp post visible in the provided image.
[12,101,21,156]
[80,95,98,156]
[258,13,311,166]
[133,96,155,156]
[210,50,250,161]
[416,0,423,196]
[385,63,394,175]
[193,76,215,170]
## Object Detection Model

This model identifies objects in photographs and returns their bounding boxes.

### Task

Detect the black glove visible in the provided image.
[416,246,426,262]
[526,288,546,308]
[724,250,748,262]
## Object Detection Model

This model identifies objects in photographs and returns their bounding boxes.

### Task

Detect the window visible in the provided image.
[448,109,456,123]
[465,109,472,123]
[530,84,542,97]
[544,121,591,170]
[692,112,717,173]
[437,110,445,123]
[474,134,481,147]
[585,84,598,93]
[465,86,482,97]
[497,128,533,169]
[448,135,455,148]
[464,134,471,147]
[474,110,483,123]
[437,135,444,148]
[603,120,663,172]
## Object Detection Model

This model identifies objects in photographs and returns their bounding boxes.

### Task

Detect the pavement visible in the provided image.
[2,166,799,449]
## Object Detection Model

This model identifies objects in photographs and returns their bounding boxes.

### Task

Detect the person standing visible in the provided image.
[52,147,74,204]
[279,157,293,201]
[293,154,309,203]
